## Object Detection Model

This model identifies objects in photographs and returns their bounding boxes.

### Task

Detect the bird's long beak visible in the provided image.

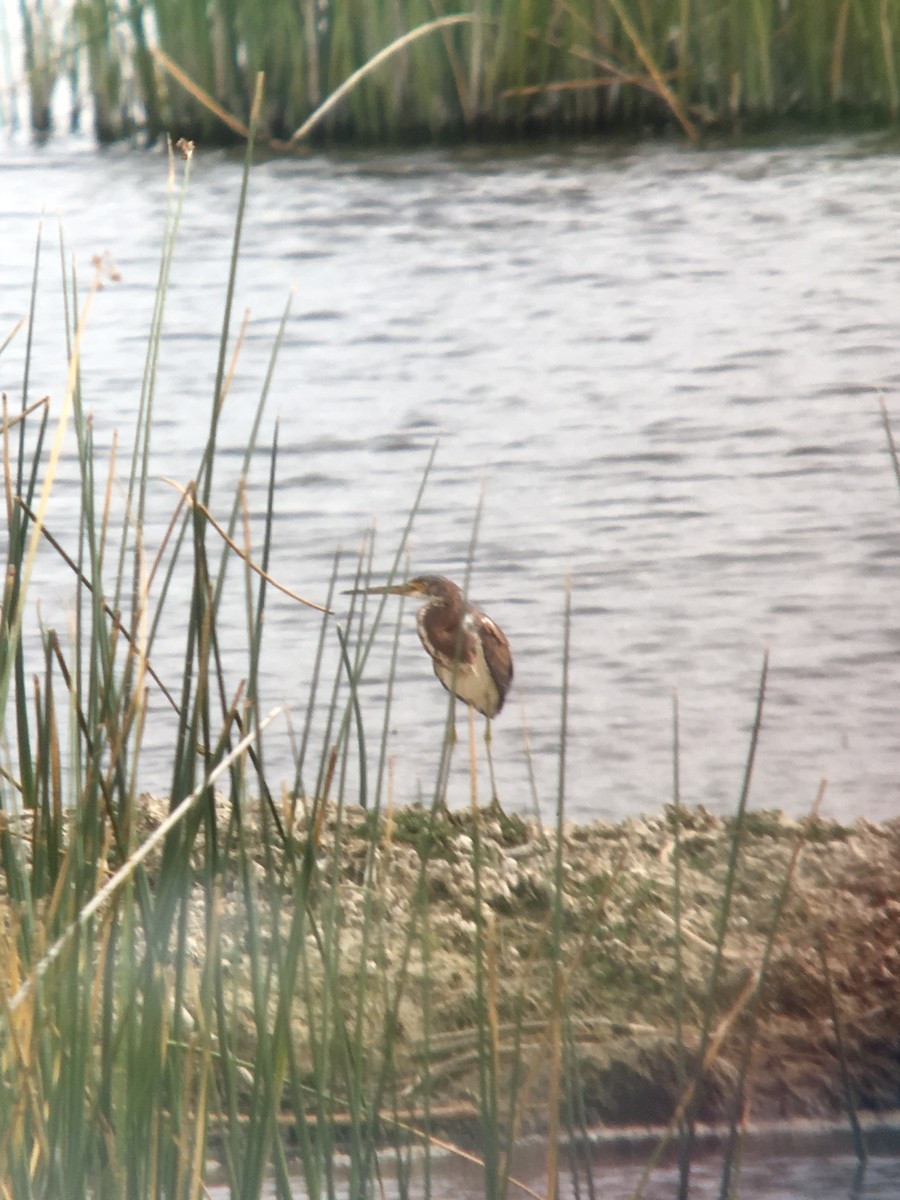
[342,583,414,597]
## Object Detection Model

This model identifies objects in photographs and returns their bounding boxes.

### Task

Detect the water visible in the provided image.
[2,136,900,822]
[555,1153,900,1200]
[214,1144,900,1200]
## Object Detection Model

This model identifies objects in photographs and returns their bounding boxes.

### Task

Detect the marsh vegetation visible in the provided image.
[10,0,900,145]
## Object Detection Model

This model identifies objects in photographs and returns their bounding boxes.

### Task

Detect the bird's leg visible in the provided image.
[433,740,452,815]
[467,705,479,810]
[433,701,457,814]
[485,718,502,813]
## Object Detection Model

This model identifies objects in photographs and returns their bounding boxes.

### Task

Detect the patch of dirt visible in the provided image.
[188,801,900,1128]
[127,797,900,1136]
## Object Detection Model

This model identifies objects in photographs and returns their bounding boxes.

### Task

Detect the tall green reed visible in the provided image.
[674,651,769,1199]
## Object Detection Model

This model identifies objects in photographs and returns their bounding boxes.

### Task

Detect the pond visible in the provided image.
[1,134,900,823]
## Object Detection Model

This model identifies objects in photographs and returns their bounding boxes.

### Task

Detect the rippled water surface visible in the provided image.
[2,136,900,822]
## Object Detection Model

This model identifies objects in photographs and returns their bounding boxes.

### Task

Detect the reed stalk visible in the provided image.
[545,575,572,1200]
[675,651,769,1199]
[670,689,688,1176]
[716,779,829,1195]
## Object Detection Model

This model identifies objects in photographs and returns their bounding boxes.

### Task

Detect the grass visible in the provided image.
[0,72,886,1200]
[9,0,900,144]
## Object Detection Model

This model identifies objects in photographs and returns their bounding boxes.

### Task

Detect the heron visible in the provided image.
[348,574,513,719]
[347,574,513,803]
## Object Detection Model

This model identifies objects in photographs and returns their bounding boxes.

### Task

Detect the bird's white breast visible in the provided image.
[432,614,501,718]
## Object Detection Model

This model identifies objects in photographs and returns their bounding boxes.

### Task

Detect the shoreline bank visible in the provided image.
[131,797,900,1137]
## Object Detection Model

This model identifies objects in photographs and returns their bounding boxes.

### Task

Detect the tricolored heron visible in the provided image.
[347,574,513,800]
[349,574,512,717]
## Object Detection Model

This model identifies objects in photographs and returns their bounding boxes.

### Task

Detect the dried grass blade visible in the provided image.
[150,45,250,138]
[287,16,475,143]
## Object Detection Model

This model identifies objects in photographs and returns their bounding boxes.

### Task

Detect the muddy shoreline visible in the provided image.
[4,794,898,1148]
[133,798,900,1139]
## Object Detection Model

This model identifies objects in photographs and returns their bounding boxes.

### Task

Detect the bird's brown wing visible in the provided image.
[420,604,477,666]
[477,614,513,713]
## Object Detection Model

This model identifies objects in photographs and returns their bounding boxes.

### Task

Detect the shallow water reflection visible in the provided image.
[209,1146,900,1200]
[2,137,900,821]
